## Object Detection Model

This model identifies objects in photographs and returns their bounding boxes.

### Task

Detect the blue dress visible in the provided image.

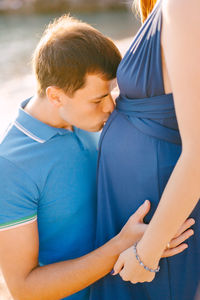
[90,1,200,299]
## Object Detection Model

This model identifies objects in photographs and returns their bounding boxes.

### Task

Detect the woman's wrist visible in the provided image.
[133,242,160,273]
[136,239,161,270]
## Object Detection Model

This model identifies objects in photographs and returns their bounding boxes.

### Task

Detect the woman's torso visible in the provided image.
[90,0,200,299]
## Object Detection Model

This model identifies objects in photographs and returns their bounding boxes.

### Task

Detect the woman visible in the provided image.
[90,0,200,299]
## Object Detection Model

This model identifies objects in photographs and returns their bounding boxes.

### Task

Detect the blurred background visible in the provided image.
[0,1,140,298]
[0,0,141,136]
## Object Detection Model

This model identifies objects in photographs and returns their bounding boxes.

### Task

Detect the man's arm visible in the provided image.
[0,201,151,300]
[0,200,194,300]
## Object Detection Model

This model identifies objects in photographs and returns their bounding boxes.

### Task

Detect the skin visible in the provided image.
[0,73,195,300]
[25,74,116,133]
[113,0,200,284]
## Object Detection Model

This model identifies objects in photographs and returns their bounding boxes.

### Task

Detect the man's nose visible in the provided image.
[102,96,115,114]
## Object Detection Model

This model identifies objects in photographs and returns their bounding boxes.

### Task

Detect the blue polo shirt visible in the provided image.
[0,98,99,300]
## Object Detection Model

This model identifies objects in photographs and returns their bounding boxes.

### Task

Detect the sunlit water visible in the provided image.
[0,10,140,84]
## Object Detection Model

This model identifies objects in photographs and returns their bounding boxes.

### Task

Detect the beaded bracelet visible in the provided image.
[133,242,160,273]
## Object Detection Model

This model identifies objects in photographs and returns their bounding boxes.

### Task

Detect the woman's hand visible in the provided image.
[113,217,195,283]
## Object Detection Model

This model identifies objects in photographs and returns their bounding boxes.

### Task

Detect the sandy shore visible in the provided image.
[0,37,132,299]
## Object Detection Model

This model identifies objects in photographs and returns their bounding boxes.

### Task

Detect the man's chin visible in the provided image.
[89,122,106,132]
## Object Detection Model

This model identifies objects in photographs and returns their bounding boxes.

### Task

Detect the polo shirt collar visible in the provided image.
[14,98,70,143]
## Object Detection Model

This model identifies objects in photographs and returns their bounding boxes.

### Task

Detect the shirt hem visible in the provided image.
[0,214,37,231]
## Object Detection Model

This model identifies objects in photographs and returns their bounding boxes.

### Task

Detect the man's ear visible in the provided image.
[46,86,63,108]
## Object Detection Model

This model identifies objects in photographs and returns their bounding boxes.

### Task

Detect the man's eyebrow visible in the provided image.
[90,93,109,101]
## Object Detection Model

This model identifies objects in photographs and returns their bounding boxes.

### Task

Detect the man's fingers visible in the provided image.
[112,256,124,275]
[170,229,194,249]
[174,218,195,238]
[162,243,188,258]
[132,200,151,223]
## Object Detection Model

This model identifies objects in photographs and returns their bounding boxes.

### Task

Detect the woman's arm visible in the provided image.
[113,0,200,283]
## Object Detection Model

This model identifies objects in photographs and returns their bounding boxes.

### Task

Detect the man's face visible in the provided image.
[58,74,116,132]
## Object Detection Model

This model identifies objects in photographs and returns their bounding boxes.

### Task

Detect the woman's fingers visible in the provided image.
[162,243,188,258]
[174,218,195,238]
[170,229,194,249]
[162,228,194,258]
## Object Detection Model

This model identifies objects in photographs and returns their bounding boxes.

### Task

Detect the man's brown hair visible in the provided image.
[33,15,122,97]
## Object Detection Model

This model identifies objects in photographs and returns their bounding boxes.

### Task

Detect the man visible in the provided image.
[0,15,193,300]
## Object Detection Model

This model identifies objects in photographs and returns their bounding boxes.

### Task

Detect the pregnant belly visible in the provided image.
[96,112,181,243]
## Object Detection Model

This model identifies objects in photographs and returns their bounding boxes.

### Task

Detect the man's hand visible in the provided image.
[0,199,194,299]
[113,203,194,283]
[117,200,150,248]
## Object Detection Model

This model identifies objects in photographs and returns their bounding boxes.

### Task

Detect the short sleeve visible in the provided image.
[0,156,39,231]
